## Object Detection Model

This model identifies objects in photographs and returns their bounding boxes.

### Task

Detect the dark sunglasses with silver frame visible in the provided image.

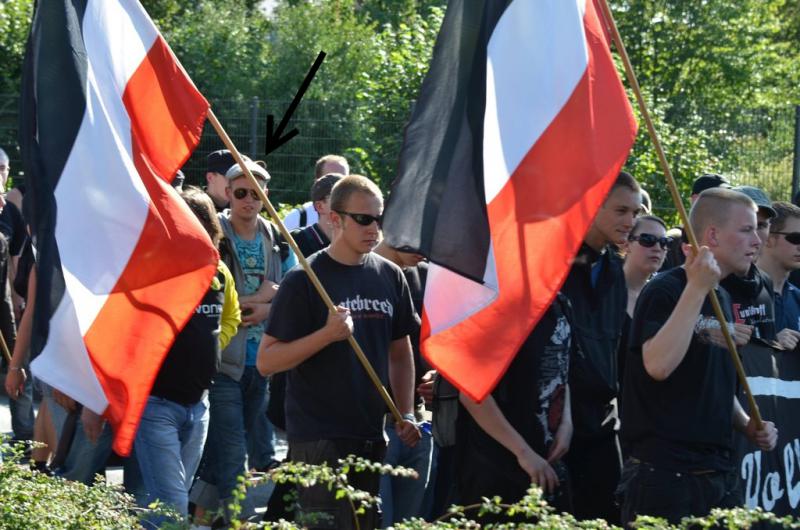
[629,232,672,249]
[771,231,800,245]
[232,187,263,201]
[335,210,383,227]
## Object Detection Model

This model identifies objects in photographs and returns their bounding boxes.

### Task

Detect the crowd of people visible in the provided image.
[1,144,797,528]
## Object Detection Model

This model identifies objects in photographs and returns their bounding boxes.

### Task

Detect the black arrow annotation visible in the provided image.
[264,51,326,156]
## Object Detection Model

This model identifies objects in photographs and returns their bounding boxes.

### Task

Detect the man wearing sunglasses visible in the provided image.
[191,160,296,523]
[717,186,777,345]
[259,175,420,530]
[619,188,778,525]
[561,171,642,524]
[757,201,800,349]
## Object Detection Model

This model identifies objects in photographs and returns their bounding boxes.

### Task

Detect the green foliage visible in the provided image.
[158,0,272,99]
[0,0,32,96]
[353,5,444,185]
[612,0,800,205]
[2,438,800,529]
[0,441,142,529]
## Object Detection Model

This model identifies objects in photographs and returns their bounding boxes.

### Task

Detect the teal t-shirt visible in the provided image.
[232,233,265,366]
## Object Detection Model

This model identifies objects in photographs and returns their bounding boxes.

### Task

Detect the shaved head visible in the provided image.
[690,188,756,242]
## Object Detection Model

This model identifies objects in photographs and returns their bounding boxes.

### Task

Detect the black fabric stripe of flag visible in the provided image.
[383,0,512,283]
[19,0,89,359]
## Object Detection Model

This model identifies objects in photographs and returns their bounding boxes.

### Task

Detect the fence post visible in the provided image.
[249,96,259,158]
[792,105,800,201]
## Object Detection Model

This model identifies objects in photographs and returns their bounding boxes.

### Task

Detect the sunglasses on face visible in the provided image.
[772,231,800,245]
[232,188,262,201]
[335,210,383,227]
[629,233,672,249]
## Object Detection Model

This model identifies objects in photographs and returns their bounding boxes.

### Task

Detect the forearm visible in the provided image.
[460,393,532,459]
[11,272,35,367]
[561,386,572,428]
[732,396,749,433]
[643,285,707,380]
[388,337,415,415]
[240,280,278,304]
[257,329,333,375]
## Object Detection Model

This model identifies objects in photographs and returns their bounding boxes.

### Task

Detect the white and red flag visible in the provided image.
[20,0,217,455]
[382,0,638,401]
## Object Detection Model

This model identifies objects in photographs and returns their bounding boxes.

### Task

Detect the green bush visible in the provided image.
[3,438,799,529]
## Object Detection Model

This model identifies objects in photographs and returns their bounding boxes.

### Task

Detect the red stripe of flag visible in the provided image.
[84,36,216,456]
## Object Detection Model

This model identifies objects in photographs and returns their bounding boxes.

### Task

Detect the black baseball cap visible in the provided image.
[692,173,730,195]
[206,149,236,175]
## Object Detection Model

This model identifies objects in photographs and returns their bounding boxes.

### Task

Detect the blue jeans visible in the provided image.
[379,425,434,524]
[10,371,34,441]
[247,382,276,469]
[191,368,267,514]
[134,395,209,521]
[52,407,114,485]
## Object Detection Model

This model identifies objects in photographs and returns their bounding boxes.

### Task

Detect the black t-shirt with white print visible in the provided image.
[457,297,573,472]
[621,267,737,472]
[266,250,416,442]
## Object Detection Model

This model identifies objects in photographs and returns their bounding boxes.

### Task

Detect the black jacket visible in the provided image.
[720,264,776,342]
[562,244,627,439]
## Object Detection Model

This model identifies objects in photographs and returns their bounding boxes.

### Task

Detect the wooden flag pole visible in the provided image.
[596,0,762,426]
[206,109,404,423]
[0,329,11,365]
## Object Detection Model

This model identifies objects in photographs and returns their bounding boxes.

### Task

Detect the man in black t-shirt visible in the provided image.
[620,188,778,525]
[259,175,420,530]
[457,295,574,515]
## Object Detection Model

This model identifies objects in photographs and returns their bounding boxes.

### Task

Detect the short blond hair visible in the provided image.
[689,188,756,239]
[314,154,349,180]
[330,175,383,212]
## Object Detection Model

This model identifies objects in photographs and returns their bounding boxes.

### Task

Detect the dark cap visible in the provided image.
[206,149,236,175]
[734,185,777,219]
[310,173,345,202]
[692,173,730,195]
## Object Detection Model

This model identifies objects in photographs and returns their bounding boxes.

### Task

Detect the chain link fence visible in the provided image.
[1,93,798,208]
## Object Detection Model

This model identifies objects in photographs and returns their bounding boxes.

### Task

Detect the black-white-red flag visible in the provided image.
[20,0,217,455]
[383,0,638,401]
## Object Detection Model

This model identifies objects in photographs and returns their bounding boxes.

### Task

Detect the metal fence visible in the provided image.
[703,106,799,203]
[1,93,798,208]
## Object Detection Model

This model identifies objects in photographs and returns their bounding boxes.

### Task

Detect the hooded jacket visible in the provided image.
[720,264,776,342]
[218,212,287,381]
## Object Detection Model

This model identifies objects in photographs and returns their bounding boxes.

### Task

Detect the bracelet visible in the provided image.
[402,413,416,423]
[8,366,23,372]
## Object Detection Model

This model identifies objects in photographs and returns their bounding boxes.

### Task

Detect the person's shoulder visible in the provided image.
[642,267,686,297]
[217,259,234,280]
[367,252,404,275]
[786,281,800,298]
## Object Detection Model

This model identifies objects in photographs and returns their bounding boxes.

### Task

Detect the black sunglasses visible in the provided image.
[335,211,382,227]
[232,188,262,201]
[772,231,800,245]
[629,233,672,249]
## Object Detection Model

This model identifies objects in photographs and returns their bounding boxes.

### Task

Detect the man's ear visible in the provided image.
[330,210,343,229]
[706,226,719,248]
